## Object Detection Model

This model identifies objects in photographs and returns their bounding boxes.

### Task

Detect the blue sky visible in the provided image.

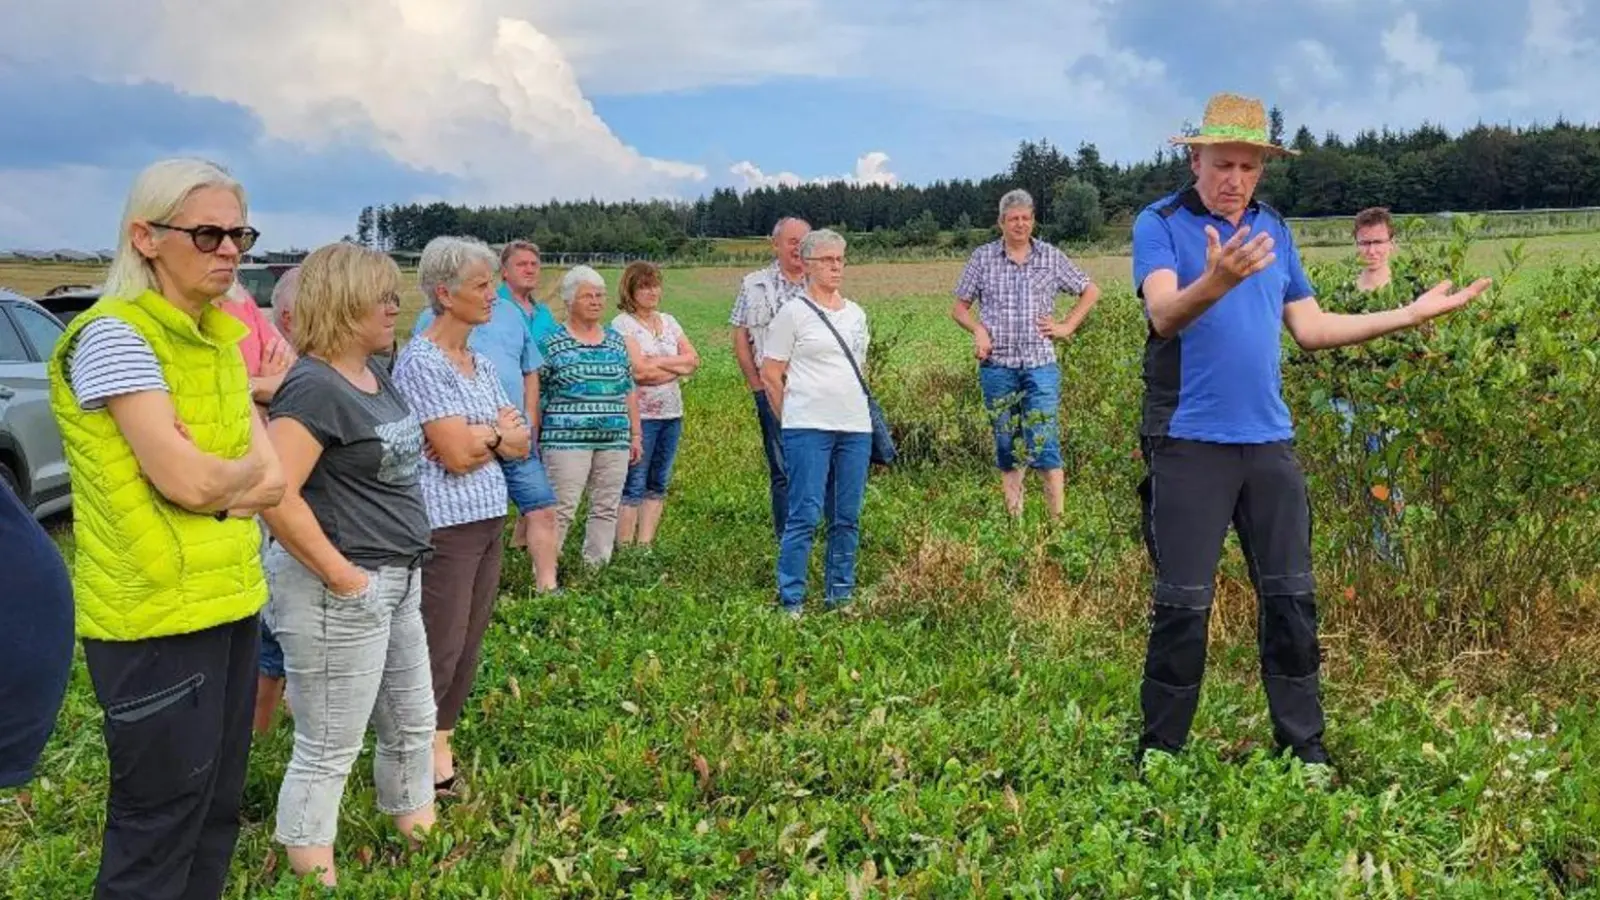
[0,0,1595,250]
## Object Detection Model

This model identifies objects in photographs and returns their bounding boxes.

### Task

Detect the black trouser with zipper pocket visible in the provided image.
[1136,437,1326,760]
[82,615,259,900]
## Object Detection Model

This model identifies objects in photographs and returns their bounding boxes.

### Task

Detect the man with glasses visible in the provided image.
[952,189,1101,519]
[1353,207,1394,292]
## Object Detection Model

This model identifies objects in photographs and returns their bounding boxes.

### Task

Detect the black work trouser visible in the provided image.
[1136,437,1325,758]
[82,615,259,900]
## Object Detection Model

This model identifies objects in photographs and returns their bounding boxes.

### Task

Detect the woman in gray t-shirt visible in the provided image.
[259,243,436,888]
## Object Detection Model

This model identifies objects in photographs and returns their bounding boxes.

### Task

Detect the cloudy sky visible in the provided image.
[0,0,1594,251]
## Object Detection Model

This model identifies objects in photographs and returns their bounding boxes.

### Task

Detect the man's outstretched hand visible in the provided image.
[1408,278,1493,325]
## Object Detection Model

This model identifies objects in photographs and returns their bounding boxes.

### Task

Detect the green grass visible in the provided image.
[4,248,1599,897]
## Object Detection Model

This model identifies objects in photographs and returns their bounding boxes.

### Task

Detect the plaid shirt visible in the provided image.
[954,239,1092,368]
[729,261,810,364]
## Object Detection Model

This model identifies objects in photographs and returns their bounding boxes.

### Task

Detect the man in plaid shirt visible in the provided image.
[730,217,812,539]
[952,189,1101,518]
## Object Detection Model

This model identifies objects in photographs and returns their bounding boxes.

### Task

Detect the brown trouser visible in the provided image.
[420,517,505,730]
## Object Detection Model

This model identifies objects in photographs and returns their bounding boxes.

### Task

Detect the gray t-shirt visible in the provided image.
[268,357,433,568]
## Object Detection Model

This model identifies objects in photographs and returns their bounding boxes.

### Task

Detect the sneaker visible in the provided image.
[779,604,803,620]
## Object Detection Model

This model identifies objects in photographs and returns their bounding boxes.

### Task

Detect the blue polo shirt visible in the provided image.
[1131,188,1314,443]
[411,284,556,414]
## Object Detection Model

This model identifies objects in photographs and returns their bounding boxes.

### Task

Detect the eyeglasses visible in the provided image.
[149,223,260,254]
[806,255,846,267]
[1355,239,1391,249]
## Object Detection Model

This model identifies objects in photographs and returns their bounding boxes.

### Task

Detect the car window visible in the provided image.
[12,305,64,361]
[0,309,30,363]
[238,269,279,307]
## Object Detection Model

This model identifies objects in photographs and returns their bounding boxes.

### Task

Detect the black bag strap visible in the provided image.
[798,296,872,402]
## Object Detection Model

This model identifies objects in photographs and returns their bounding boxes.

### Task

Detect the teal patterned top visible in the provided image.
[538,326,634,450]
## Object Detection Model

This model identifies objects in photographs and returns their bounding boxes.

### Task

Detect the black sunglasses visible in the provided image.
[149,222,260,254]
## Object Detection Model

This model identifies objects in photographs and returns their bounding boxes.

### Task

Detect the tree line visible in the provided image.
[352,113,1600,254]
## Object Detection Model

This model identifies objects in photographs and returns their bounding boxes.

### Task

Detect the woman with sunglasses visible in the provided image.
[46,157,285,900]
[259,243,437,887]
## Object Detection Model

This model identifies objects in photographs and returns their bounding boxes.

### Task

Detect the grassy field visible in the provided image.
[2,234,1599,897]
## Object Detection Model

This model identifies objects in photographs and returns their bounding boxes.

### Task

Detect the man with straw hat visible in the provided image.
[1130,92,1491,770]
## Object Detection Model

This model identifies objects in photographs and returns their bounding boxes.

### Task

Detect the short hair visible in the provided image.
[270,266,301,331]
[1353,207,1394,237]
[997,189,1034,221]
[290,243,400,358]
[418,235,498,315]
[771,216,811,239]
[104,158,248,299]
[499,239,541,269]
[560,265,606,303]
[800,228,847,260]
[617,261,662,314]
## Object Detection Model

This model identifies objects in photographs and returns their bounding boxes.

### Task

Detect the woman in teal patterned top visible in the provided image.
[537,265,642,566]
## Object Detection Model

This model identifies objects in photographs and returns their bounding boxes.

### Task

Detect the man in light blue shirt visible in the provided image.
[413,239,561,591]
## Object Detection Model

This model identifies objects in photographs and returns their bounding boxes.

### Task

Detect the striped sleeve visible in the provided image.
[68,319,168,410]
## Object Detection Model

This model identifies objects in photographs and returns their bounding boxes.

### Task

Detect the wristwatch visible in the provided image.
[488,425,504,451]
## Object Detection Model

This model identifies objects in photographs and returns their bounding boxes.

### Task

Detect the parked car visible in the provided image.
[0,289,70,519]
[35,262,289,326]
[237,262,297,308]
[34,284,101,326]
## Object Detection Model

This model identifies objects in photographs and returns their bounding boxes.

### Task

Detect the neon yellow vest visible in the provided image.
[48,290,267,641]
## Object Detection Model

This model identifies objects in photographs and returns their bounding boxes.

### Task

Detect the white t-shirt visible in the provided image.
[763,297,871,433]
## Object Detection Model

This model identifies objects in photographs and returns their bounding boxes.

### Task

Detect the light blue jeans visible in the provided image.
[777,429,871,610]
[265,545,436,847]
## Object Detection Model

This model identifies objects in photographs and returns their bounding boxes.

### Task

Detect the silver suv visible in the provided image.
[0,288,70,518]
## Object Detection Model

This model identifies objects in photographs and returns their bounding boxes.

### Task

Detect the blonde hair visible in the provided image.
[103,158,248,299]
[617,261,662,314]
[291,242,400,357]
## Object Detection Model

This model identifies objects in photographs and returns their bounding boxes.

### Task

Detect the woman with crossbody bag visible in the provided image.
[759,229,879,618]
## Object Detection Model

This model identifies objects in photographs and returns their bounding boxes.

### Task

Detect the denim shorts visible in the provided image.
[258,619,285,678]
[622,418,684,505]
[501,452,558,514]
[977,362,1062,470]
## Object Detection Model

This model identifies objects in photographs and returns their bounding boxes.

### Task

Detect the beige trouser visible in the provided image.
[543,448,630,567]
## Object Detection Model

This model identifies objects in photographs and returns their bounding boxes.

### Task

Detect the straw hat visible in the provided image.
[1170,92,1297,157]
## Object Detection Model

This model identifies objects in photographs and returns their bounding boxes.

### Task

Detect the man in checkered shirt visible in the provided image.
[730,217,812,540]
[952,189,1101,519]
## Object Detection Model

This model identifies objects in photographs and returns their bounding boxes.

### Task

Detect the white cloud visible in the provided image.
[523,0,856,94]
[0,0,707,227]
[730,152,899,191]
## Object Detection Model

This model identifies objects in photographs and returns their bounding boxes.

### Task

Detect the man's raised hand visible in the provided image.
[1204,224,1276,291]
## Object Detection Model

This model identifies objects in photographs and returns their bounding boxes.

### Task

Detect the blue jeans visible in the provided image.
[777,429,871,609]
[622,418,684,505]
[978,362,1063,470]
[754,391,788,540]
[501,452,558,514]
